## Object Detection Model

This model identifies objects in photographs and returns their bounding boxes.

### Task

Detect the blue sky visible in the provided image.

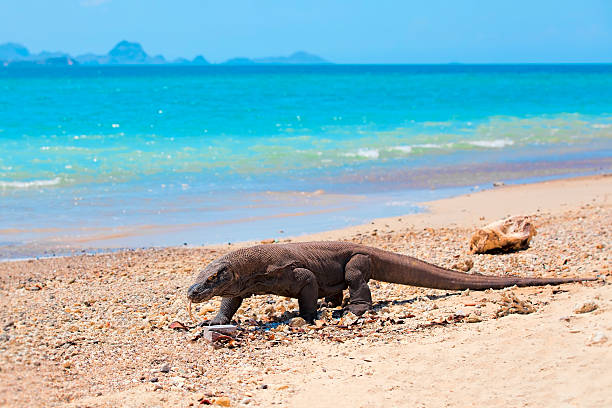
[1,0,610,63]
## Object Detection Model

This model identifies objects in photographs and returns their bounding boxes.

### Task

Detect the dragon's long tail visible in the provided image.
[369,248,597,290]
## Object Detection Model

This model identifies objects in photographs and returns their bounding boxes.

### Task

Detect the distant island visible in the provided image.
[0,41,330,67]
[224,51,328,65]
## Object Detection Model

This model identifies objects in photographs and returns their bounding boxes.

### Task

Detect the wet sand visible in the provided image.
[0,174,610,407]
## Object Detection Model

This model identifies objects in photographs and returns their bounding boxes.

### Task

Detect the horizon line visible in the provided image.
[3,62,612,66]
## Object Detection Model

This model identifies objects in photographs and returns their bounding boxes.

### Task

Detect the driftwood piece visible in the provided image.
[470,216,536,254]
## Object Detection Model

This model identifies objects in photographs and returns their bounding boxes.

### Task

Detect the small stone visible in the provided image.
[203,325,237,335]
[260,239,275,244]
[277,385,289,390]
[452,258,474,272]
[339,311,359,326]
[288,317,307,327]
[170,376,185,385]
[160,364,171,373]
[259,384,268,389]
[495,293,535,317]
[150,377,159,383]
[587,332,608,346]
[213,396,231,406]
[201,330,234,344]
[464,314,482,323]
[62,361,72,369]
[574,302,598,314]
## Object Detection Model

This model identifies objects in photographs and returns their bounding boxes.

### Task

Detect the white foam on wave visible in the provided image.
[468,139,514,148]
[414,143,446,149]
[592,124,611,129]
[343,148,380,159]
[389,145,412,153]
[0,177,62,189]
[357,148,380,159]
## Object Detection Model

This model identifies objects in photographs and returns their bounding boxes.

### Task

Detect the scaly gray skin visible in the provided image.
[187,241,596,324]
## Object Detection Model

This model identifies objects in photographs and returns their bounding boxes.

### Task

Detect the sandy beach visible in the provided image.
[1,174,610,407]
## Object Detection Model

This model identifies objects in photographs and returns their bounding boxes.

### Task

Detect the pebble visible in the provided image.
[587,332,608,346]
[452,258,474,272]
[339,312,360,326]
[574,302,598,314]
[288,317,307,327]
[204,325,238,335]
[170,376,185,385]
[464,314,482,323]
[160,364,171,373]
[213,396,231,406]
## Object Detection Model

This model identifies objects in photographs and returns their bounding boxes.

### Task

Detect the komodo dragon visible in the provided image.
[187,241,596,324]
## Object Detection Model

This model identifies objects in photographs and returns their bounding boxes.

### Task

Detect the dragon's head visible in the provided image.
[187,256,235,303]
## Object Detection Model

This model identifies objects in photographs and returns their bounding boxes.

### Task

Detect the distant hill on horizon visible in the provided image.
[0,41,329,67]
[223,51,329,65]
[0,42,76,67]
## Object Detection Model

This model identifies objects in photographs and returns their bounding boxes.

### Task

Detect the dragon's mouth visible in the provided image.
[187,283,213,303]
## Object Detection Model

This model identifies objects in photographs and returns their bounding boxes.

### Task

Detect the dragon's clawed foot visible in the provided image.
[299,311,317,323]
[347,304,370,316]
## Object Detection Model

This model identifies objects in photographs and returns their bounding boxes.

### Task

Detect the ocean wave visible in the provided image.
[340,139,517,162]
[467,139,515,148]
[0,177,62,189]
[389,145,412,153]
[343,148,380,159]
[414,143,447,149]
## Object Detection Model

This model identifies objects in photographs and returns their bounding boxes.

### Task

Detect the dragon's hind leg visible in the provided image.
[345,254,373,315]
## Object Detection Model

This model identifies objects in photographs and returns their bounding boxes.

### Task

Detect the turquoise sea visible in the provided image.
[1,65,611,258]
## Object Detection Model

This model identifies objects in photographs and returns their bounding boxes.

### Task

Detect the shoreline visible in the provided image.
[298,172,612,241]
[113,172,612,249]
[0,172,610,407]
[2,171,611,261]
